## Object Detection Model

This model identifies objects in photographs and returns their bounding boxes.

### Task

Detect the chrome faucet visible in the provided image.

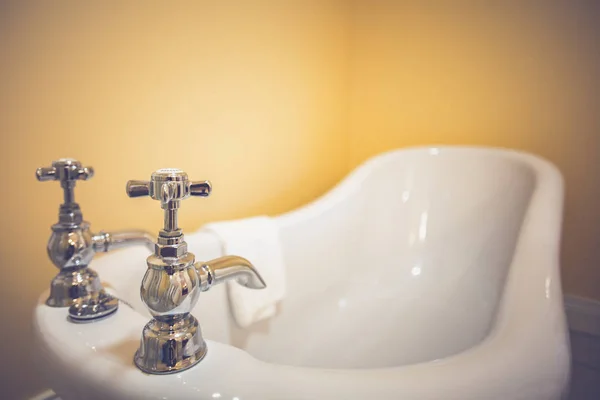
[37,158,155,322]
[126,168,266,374]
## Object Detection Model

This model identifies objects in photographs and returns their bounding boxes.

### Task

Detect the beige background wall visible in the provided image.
[1,1,599,398]
[348,1,600,301]
[0,1,349,397]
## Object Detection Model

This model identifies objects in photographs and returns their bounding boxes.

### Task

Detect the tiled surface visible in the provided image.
[569,330,600,400]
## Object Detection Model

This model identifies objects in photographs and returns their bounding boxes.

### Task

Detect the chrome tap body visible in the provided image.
[126,169,265,374]
[37,158,154,322]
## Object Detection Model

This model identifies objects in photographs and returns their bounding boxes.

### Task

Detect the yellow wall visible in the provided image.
[348,2,600,301]
[0,1,349,397]
[2,1,600,397]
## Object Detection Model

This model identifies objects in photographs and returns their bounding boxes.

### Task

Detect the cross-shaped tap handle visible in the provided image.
[36,158,94,204]
[126,169,211,233]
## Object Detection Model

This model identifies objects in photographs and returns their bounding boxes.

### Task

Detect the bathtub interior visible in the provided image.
[229,149,536,369]
[98,148,537,371]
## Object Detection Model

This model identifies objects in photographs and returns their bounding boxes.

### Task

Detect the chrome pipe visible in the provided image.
[92,230,155,253]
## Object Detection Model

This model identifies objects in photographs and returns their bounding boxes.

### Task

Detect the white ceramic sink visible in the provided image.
[33,146,570,399]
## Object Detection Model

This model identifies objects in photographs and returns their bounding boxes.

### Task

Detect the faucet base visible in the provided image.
[46,267,103,308]
[68,290,119,322]
[134,314,207,374]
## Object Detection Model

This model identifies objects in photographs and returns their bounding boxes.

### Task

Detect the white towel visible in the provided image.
[202,216,286,328]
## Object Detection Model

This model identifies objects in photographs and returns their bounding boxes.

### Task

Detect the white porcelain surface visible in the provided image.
[33,147,570,399]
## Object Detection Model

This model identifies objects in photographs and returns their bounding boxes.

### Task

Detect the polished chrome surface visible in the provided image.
[127,169,265,374]
[46,266,102,307]
[92,230,155,253]
[197,255,267,291]
[135,314,207,374]
[36,158,93,223]
[140,253,199,318]
[68,291,120,322]
[37,159,155,322]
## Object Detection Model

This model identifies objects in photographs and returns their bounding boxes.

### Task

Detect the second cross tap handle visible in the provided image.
[36,158,94,205]
[36,158,94,184]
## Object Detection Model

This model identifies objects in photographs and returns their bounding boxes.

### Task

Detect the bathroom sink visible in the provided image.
[33,146,570,399]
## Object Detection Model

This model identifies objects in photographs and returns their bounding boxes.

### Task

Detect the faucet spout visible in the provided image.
[196,256,267,291]
[92,230,155,253]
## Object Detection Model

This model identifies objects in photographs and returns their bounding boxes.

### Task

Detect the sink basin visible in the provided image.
[33,146,570,399]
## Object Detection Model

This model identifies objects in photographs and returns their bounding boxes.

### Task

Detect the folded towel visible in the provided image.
[201,216,286,328]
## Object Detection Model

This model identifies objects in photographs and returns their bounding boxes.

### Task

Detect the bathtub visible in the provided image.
[34,146,570,399]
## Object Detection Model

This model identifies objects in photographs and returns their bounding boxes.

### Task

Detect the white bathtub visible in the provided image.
[34,146,570,399]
